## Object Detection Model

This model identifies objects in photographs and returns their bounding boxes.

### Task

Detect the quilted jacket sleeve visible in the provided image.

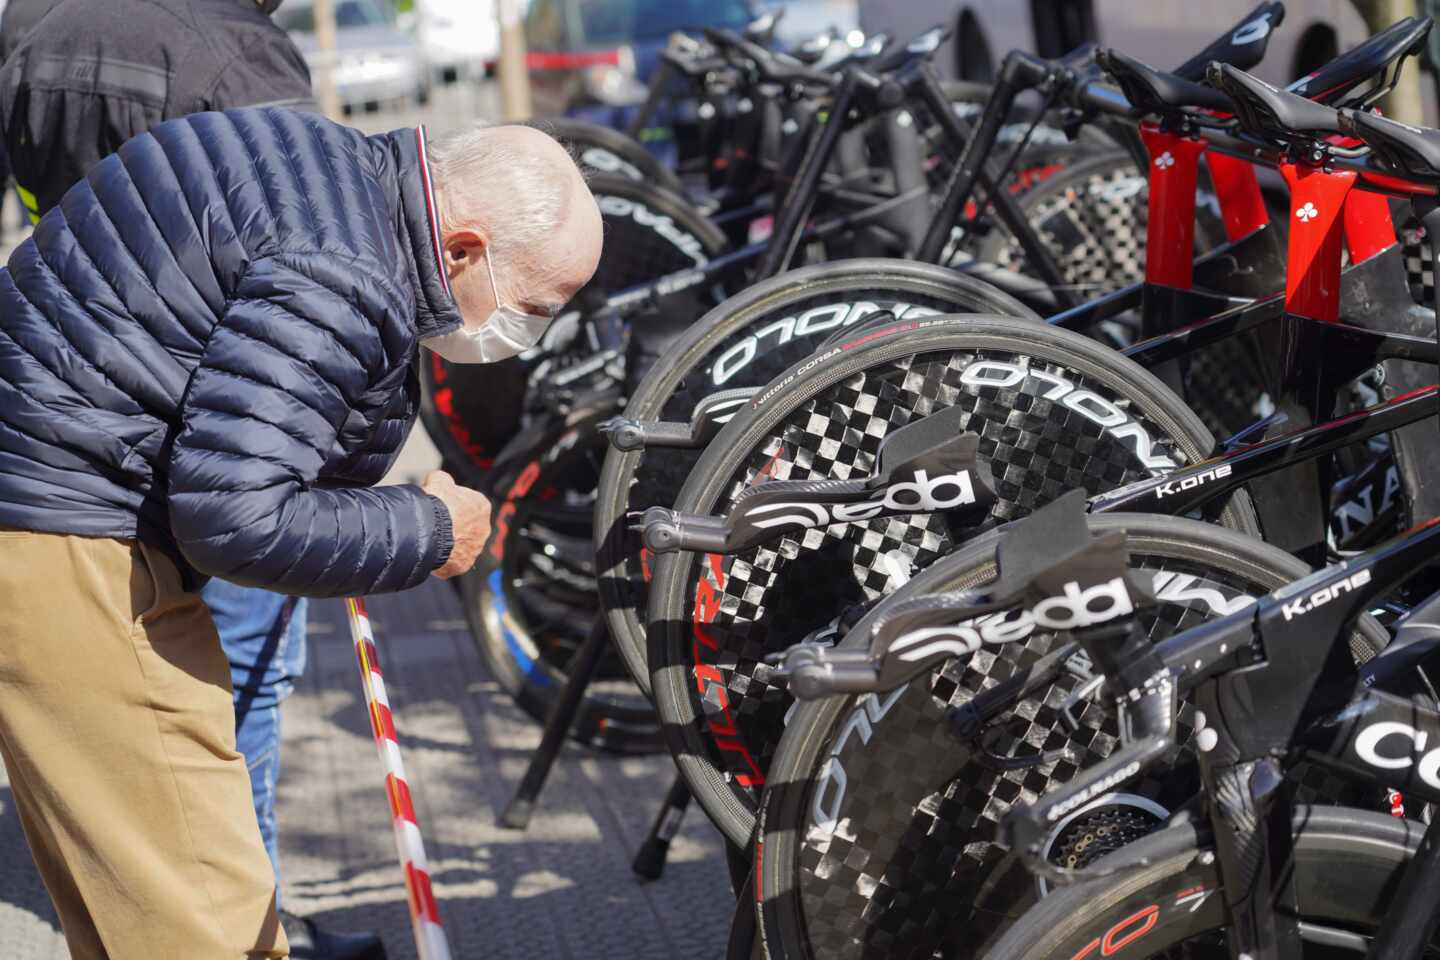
[167,252,453,597]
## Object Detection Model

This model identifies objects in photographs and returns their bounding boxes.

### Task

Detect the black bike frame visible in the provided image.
[1134,516,1440,959]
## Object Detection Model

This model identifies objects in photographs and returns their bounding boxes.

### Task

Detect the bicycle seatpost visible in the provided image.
[913,50,1078,304]
[755,67,864,278]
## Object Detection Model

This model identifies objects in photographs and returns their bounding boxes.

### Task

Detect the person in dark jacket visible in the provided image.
[0,3,377,955]
[0,0,314,221]
[0,106,601,958]
[0,0,59,62]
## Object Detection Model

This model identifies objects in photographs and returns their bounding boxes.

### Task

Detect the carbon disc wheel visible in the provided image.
[754,515,1386,960]
[595,260,1042,695]
[647,314,1258,849]
[980,806,1433,960]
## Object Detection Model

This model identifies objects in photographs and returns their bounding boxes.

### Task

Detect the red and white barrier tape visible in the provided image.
[346,597,452,960]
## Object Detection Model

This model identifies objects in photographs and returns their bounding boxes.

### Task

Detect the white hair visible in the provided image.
[427,123,581,287]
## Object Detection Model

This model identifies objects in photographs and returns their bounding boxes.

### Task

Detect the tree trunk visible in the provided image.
[1350,0,1424,123]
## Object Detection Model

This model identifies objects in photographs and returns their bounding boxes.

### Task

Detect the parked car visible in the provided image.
[858,0,1368,89]
[404,0,499,84]
[523,0,760,124]
[277,0,430,111]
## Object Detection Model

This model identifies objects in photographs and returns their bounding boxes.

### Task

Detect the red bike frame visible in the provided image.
[1138,122,1401,324]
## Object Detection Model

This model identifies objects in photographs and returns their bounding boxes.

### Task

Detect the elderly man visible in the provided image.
[0,2,371,954]
[0,108,602,959]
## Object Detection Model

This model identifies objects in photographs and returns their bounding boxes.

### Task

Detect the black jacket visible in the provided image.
[0,0,58,63]
[0,0,314,219]
[0,108,459,597]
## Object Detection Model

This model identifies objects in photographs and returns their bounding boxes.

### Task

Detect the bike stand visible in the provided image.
[632,775,692,881]
[497,619,697,880]
[499,619,610,830]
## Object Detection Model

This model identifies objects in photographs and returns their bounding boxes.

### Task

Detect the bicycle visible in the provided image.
[592,7,1293,699]
[631,9,1440,864]
[756,492,1387,958]
[769,486,1440,958]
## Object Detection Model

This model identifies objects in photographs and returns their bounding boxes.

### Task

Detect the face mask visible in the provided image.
[422,247,557,364]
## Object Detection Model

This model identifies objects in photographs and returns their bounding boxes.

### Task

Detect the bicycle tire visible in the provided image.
[980,805,1430,959]
[526,116,686,196]
[755,514,1387,960]
[468,408,660,753]
[647,314,1259,848]
[595,259,1042,695]
[419,173,728,488]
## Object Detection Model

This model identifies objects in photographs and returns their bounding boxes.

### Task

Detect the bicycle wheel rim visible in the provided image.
[755,514,1387,960]
[596,259,1042,695]
[473,414,659,752]
[979,805,1430,960]
[648,314,1257,849]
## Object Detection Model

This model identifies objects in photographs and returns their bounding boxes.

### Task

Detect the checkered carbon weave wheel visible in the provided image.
[646,314,1259,849]
[595,260,1042,695]
[754,515,1387,960]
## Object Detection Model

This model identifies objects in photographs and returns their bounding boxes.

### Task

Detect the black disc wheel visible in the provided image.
[646,314,1259,849]
[595,259,1042,695]
[754,515,1385,960]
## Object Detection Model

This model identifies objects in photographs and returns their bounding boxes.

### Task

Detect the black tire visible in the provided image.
[595,259,1043,695]
[419,173,728,489]
[468,410,661,753]
[647,314,1259,848]
[526,116,686,196]
[982,806,1430,960]
[755,515,1387,960]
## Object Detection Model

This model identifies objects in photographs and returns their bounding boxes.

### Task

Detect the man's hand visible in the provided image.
[423,470,492,579]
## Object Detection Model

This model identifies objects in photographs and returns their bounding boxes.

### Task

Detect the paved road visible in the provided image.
[0,82,736,958]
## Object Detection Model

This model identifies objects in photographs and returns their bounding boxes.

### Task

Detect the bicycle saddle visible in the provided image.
[1209,62,1342,142]
[1287,16,1431,104]
[1341,109,1440,183]
[705,27,834,86]
[744,8,783,46]
[1096,48,1234,116]
[1172,1,1285,81]
[823,32,889,72]
[1092,2,1284,120]
[792,29,837,65]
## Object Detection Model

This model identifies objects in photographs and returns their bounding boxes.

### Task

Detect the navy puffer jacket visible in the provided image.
[0,107,460,597]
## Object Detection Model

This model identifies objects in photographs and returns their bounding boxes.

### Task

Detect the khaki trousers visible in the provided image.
[0,530,287,958]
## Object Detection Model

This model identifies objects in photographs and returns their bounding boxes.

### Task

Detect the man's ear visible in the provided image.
[442,229,487,267]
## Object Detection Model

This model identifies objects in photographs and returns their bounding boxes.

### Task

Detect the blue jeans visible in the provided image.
[201,580,308,902]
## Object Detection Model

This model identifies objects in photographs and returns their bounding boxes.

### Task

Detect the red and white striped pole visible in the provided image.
[345,597,452,960]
